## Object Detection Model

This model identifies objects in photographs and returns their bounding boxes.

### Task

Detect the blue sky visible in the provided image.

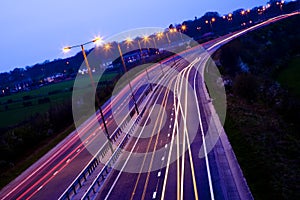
[0,0,270,72]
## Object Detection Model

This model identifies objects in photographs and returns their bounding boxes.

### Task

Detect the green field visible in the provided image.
[0,72,118,128]
[277,56,300,98]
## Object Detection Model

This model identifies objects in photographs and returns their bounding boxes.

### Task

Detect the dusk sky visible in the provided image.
[0,0,271,72]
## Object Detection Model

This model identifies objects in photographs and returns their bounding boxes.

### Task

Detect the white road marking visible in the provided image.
[152,192,157,199]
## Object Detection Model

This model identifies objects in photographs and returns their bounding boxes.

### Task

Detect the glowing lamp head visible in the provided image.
[211,18,216,22]
[181,25,187,31]
[63,46,71,53]
[104,43,111,51]
[157,32,163,39]
[93,37,103,46]
[125,37,133,45]
[143,35,150,42]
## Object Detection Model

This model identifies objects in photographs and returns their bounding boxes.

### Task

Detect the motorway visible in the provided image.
[0,12,298,200]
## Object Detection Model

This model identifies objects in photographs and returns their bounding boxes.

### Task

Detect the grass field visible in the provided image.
[0,72,118,128]
[277,56,300,98]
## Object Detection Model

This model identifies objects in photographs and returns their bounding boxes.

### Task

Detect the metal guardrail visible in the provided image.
[80,68,175,200]
[58,85,151,200]
[58,115,131,200]
[81,113,143,200]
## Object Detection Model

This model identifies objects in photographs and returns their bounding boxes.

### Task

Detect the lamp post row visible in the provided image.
[62,29,180,142]
[61,27,194,142]
[63,38,111,143]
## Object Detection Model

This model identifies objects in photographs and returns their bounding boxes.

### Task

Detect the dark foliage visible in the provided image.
[214,15,300,199]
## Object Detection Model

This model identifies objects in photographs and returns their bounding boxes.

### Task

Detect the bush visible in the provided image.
[23,101,32,107]
[233,73,258,102]
[22,95,32,101]
[38,98,50,104]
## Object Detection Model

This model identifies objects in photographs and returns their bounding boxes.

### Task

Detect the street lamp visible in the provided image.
[63,37,112,148]
[179,24,187,41]
[117,42,139,115]
[205,17,216,32]
[277,1,284,11]
[137,36,153,90]
[228,13,233,21]
[104,43,111,51]
[152,35,164,75]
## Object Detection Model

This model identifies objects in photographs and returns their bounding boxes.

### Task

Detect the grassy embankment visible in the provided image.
[209,14,300,199]
[0,72,118,127]
[0,72,118,189]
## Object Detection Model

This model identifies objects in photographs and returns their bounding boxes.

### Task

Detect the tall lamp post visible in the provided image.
[153,34,165,75]
[138,36,153,90]
[277,1,284,12]
[116,42,140,115]
[63,38,112,144]
[205,17,216,32]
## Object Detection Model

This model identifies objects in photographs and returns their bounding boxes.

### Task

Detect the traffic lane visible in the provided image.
[6,133,87,200]
[132,57,196,199]
[13,98,130,200]
[28,111,132,200]
[0,111,104,199]
[97,85,174,200]
[95,85,168,200]
[159,77,208,199]
[16,125,108,200]
[193,62,237,200]
[192,59,230,199]
[134,89,175,200]
[30,147,93,200]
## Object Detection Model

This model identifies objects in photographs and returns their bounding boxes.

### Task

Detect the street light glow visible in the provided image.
[125,37,133,44]
[104,43,111,51]
[181,24,187,31]
[63,46,71,53]
[211,18,216,22]
[156,32,163,39]
[93,36,104,46]
[143,35,150,42]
